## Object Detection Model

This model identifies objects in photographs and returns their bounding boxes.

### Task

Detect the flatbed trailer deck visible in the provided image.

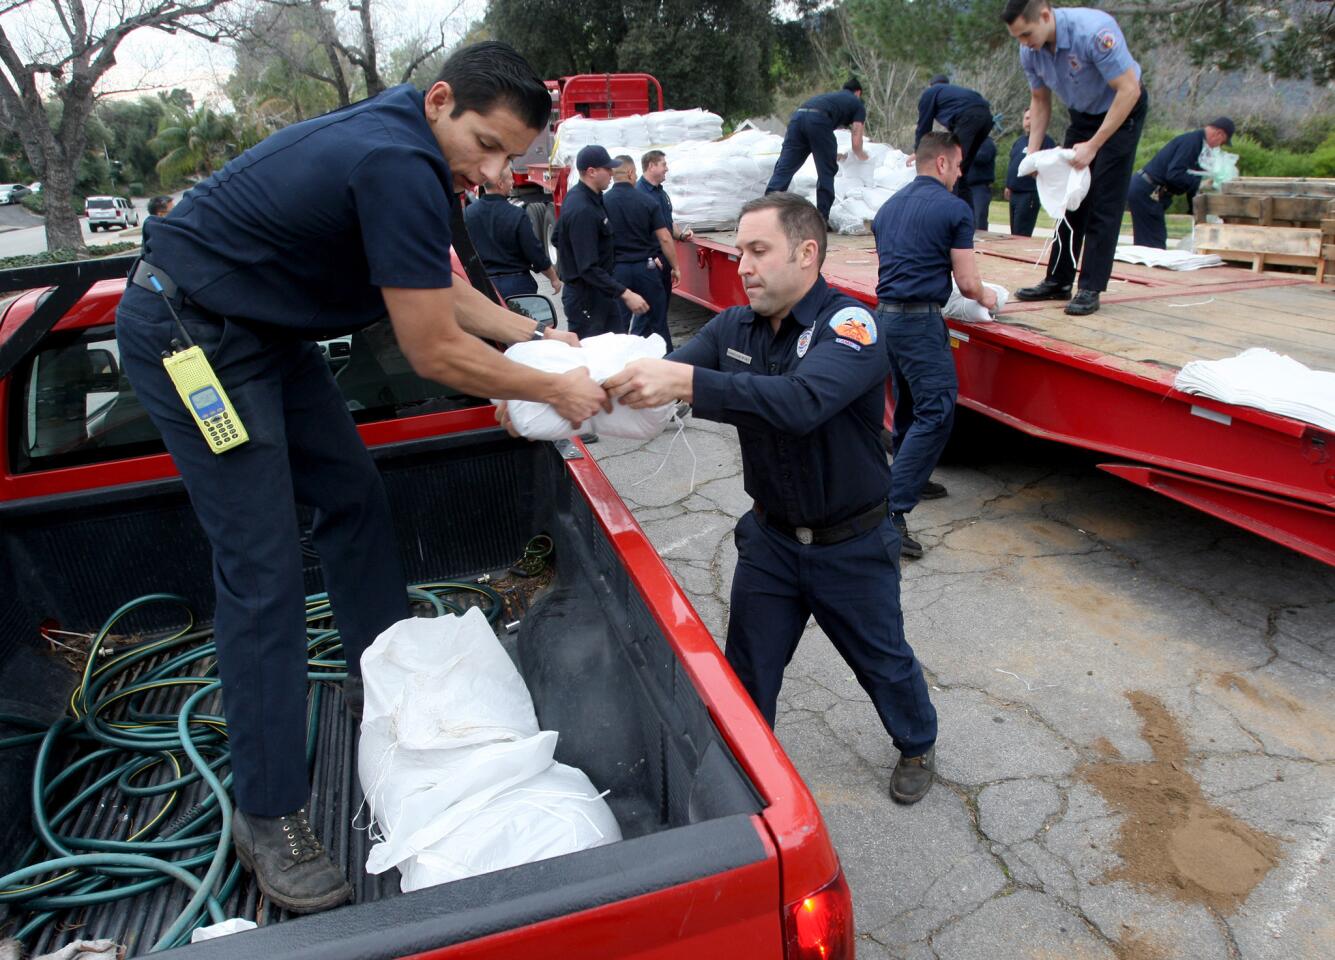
[676,230,1335,566]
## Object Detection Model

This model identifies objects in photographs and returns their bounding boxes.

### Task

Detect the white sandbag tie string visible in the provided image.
[632,410,698,497]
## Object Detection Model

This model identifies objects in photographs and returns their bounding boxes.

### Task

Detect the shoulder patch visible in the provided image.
[796,328,813,358]
[827,306,877,346]
[1097,30,1117,51]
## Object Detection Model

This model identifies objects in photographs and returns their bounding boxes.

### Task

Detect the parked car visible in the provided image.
[84,195,139,231]
[0,183,31,205]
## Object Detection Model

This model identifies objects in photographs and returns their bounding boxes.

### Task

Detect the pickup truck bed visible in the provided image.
[0,427,781,957]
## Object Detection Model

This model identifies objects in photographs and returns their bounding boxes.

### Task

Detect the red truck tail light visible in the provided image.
[784,868,854,960]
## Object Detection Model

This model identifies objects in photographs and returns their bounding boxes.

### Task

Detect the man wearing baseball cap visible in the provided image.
[1128,117,1234,248]
[556,144,650,336]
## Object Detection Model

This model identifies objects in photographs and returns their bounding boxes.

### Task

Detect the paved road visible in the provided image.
[563,290,1334,960]
[0,195,160,259]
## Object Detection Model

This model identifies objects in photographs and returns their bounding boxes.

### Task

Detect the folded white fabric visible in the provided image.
[1174,348,1335,432]
[943,281,1009,323]
[1017,148,1090,222]
[1114,245,1222,271]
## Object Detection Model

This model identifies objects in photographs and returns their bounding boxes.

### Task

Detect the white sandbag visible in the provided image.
[494,340,590,441]
[943,281,1009,323]
[396,762,623,891]
[1174,348,1335,432]
[579,332,677,439]
[190,919,259,943]
[1017,148,1090,222]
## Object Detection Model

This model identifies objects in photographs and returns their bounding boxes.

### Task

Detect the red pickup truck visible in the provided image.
[0,255,852,958]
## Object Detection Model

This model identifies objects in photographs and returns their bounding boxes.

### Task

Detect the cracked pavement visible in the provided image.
[581,296,1335,960]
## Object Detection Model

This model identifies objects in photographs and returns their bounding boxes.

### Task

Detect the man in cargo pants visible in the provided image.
[114,42,606,915]
[602,193,940,805]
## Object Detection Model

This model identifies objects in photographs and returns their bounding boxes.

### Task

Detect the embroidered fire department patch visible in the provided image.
[1098,30,1117,51]
[827,307,877,346]
[796,329,813,358]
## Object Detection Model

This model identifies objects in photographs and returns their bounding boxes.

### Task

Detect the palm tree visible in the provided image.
[152,107,237,185]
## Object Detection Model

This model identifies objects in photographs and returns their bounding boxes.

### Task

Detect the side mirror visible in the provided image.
[85,347,120,392]
[505,293,557,327]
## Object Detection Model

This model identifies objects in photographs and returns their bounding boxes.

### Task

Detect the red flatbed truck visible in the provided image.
[0,252,852,958]
[675,229,1335,566]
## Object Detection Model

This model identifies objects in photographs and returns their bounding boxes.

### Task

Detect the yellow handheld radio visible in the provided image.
[144,270,249,454]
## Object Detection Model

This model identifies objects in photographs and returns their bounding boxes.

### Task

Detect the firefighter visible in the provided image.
[464,163,561,298]
[604,155,679,339]
[764,78,871,225]
[1128,117,1233,249]
[913,75,994,204]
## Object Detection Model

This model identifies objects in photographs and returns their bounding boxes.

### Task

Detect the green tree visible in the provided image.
[485,0,628,77]
[152,107,237,186]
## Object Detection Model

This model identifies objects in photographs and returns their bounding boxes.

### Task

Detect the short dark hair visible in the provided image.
[614,154,636,173]
[1002,0,1047,24]
[842,76,863,94]
[434,41,551,131]
[147,195,172,216]
[641,149,666,168]
[916,131,961,166]
[738,192,827,266]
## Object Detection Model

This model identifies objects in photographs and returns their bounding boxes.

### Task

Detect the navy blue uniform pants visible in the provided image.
[1047,90,1148,292]
[726,511,937,757]
[881,306,958,516]
[766,112,839,220]
[115,284,408,817]
[614,260,667,343]
[969,184,992,231]
[1126,175,1170,249]
[561,281,618,338]
[649,263,676,352]
[950,107,993,205]
[490,272,538,299]
[1009,192,1040,237]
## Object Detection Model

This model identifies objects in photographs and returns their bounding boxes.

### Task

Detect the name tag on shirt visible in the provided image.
[726,348,752,365]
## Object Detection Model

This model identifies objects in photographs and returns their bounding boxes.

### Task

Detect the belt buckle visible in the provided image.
[795,526,814,545]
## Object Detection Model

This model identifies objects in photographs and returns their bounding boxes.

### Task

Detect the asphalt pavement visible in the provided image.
[0,194,161,259]
[558,288,1335,960]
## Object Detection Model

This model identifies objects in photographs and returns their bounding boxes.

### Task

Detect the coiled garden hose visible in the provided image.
[0,578,503,952]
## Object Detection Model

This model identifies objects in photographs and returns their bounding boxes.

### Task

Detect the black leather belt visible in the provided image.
[877,302,938,315]
[793,108,832,121]
[755,500,888,546]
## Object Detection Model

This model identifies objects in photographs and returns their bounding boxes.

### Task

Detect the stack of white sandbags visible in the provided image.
[1174,348,1335,432]
[359,610,622,892]
[663,130,786,229]
[552,109,723,165]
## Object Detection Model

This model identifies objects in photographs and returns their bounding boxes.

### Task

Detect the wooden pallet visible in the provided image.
[1220,177,1335,199]
[1193,192,1334,228]
[1193,222,1330,279]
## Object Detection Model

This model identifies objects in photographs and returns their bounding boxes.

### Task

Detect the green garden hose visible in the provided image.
[0,578,503,952]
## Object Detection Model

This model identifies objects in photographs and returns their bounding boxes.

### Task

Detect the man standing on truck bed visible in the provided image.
[1004,0,1147,316]
[873,132,998,560]
[912,75,994,205]
[464,163,562,297]
[604,155,679,339]
[601,193,939,805]
[1127,117,1233,249]
[556,145,650,336]
[114,41,609,916]
[764,78,871,227]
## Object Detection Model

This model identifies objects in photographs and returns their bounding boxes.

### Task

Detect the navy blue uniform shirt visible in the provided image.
[915,84,989,146]
[798,90,867,129]
[670,276,889,528]
[603,181,666,262]
[464,193,551,276]
[872,176,974,305]
[636,176,675,235]
[1006,133,1056,192]
[1020,7,1140,115]
[555,181,625,296]
[966,137,998,187]
[144,84,453,334]
[1143,129,1207,197]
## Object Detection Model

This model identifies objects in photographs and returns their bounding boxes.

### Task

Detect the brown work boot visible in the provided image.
[233,807,353,914]
[890,746,935,805]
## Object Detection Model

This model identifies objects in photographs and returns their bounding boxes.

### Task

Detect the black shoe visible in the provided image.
[919,479,948,500]
[891,512,924,559]
[890,746,935,804]
[1064,290,1100,315]
[1014,280,1072,302]
[343,676,363,722]
[233,808,353,914]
